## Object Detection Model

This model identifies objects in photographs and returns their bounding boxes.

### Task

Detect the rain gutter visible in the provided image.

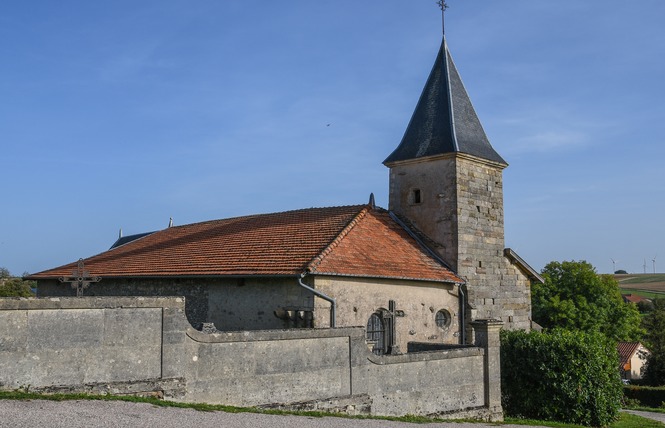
[298,272,336,328]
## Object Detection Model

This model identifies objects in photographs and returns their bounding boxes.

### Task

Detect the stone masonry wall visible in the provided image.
[0,297,503,421]
[37,277,313,331]
[313,276,461,349]
[388,154,532,338]
[39,275,466,341]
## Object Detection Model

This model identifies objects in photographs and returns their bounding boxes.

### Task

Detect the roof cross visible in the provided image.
[58,258,101,297]
[436,1,449,35]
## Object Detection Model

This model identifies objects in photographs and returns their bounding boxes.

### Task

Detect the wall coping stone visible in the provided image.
[186,326,365,343]
[367,346,483,365]
[0,296,185,310]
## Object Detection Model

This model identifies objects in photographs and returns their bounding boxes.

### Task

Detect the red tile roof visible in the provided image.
[617,342,642,368]
[29,205,463,284]
[622,294,649,304]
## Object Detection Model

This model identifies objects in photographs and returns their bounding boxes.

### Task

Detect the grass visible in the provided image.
[621,289,665,299]
[614,412,665,428]
[615,274,665,285]
[1,390,664,427]
[503,412,665,428]
[615,274,665,299]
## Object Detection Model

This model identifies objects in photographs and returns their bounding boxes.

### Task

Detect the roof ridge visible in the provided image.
[305,205,371,274]
[443,37,459,152]
[160,204,370,230]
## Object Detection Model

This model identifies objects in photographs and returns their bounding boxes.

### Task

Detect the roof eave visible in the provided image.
[309,271,463,286]
[29,273,302,281]
[384,151,507,170]
[504,248,544,284]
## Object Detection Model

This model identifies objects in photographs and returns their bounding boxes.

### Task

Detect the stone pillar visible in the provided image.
[471,319,503,422]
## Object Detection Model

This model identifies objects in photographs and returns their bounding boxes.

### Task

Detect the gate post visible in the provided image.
[471,319,503,421]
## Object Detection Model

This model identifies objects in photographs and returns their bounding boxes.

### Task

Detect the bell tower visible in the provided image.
[383,18,536,337]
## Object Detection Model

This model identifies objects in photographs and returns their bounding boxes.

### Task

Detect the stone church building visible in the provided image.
[29,33,542,354]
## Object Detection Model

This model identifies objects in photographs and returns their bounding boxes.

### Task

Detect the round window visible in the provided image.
[435,309,451,329]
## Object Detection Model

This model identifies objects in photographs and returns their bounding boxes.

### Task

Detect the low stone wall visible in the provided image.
[0,297,502,421]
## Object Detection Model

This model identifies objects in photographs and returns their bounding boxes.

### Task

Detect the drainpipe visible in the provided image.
[298,272,336,328]
[458,284,466,345]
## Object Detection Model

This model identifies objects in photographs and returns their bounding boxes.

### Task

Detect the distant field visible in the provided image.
[615,274,665,298]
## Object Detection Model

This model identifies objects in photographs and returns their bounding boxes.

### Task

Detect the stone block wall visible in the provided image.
[0,297,176,393]
[0,297,503,421]
[37,277,313,331]
[313,276,461,349]
[388,153,533,338]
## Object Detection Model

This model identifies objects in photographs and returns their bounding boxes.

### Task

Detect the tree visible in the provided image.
[0,267,35,297]
[637,299,655,313]
[0,277,35,297]
[642,298,665,386]
[532,260,644,342]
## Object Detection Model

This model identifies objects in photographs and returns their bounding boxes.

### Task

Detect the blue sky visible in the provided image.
[2,1,665,276]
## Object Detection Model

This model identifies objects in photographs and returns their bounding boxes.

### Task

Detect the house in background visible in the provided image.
[28,27,543,351]
[622,293,652,305]
[618,341,650,381]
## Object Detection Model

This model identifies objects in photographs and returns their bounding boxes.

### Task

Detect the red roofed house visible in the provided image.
[622,294,651,305]
[618,342,650,381]
[28,28,542,354]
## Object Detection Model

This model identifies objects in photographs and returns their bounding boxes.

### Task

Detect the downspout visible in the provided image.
[458,284,466,345]
[298,272,336,328]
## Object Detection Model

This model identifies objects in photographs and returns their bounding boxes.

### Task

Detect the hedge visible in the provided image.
[501,329,623,427]
[623,385,665,408]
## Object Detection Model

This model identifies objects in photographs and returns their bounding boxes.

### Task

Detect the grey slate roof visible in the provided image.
[109,232,155,249]
[384,37,507,166]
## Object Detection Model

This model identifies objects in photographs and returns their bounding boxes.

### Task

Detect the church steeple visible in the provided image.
[383,37,506,166]
[383,6,536,338]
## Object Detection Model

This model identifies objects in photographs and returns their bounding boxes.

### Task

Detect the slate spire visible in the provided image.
[384,37,507,166]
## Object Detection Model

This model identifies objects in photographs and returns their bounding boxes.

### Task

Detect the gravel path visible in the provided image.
[0,399,551,428]
[623,409,665,424]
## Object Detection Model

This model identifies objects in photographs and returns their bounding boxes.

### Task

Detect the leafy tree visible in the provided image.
[0,277,35,297]
[533,260,643,342]
[642,298,665,386]
[637,299,655,313]
[0,267,35,297]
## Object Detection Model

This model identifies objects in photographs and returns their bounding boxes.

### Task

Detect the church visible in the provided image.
[28,26,542,354]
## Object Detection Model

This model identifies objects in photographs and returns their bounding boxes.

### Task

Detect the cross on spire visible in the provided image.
[436,1,449,35]
[58,258,101,297]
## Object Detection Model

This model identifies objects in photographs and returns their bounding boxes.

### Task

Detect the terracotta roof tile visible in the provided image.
[617,342,641,367]
[622,294,650,304]
[311,209,461,283]
[29,205,462,284]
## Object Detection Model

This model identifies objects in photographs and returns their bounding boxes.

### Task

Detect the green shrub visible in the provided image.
[501,329,622,427]
[623,385,665,408]
[0,278,35,297]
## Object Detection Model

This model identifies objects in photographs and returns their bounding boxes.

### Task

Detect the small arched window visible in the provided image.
[366,312,386,355]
